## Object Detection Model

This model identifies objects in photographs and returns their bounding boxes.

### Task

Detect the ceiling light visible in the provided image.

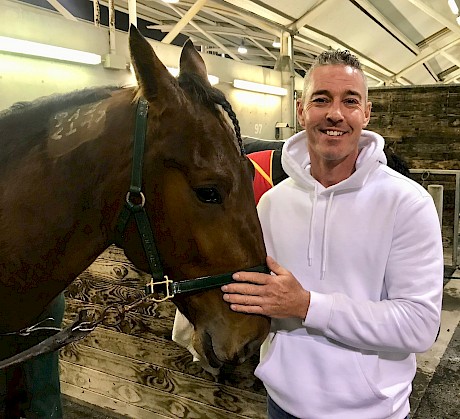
[237,39,247,54]
[233,79,287,96]
[448,0,459,14]
[167,66,219,85]
[162,0,179,3]
[0,36,101,65]
[272,38,281,48]
[457,15,460,25]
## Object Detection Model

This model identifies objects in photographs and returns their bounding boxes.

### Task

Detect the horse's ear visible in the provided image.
[129,24,177,101]
[179,39,209,84]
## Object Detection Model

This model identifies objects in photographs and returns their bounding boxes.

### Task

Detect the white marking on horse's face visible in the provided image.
[47,101,107,157]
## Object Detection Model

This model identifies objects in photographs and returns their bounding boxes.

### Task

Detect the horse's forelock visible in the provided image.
[177,73,244,155]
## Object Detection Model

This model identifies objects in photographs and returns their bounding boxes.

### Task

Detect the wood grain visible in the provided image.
[60,245,266,418]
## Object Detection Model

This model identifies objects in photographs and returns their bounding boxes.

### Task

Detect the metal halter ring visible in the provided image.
[125,191,146,209]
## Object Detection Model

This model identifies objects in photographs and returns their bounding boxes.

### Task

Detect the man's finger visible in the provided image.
[266,256,288,276]
[221,281,265,295]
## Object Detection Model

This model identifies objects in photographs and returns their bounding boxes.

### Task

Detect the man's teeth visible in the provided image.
[326,130,343,136]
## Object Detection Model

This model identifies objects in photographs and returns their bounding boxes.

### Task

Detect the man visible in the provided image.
[221,50,443,419]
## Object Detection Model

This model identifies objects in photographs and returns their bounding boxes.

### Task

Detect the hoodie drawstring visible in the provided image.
[321,191,335,280]
[307,183,318,266]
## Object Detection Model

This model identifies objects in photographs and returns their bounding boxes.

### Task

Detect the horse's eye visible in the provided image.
[194,187,222,204]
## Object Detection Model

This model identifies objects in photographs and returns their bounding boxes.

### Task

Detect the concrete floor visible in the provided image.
[62,271,460,419]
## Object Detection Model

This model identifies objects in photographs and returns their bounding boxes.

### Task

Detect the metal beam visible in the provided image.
[46,0,78,21]
[351,0,420,54]
[288,0,330,32]
[406,0,460,36]
[392,37,460,79]
[162,0,209,44]
[164,3,241,60]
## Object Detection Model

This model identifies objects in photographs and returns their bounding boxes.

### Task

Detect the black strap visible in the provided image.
[115,98,165,282]
[117,97,270,297]
[169,264,270,295]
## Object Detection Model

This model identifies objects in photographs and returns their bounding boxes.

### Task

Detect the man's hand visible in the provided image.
[221,256,310,320]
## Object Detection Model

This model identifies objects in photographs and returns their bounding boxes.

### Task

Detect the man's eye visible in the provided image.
[312,97,327,103]
[194,187,222,204]
[344,98,359,105]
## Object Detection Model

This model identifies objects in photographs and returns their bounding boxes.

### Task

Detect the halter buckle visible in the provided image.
[145,275,174,302]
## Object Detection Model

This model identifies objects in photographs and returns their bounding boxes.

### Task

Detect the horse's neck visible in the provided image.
[0,89,136,322]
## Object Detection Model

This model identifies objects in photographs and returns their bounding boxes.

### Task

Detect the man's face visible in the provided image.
[297,64,372,166]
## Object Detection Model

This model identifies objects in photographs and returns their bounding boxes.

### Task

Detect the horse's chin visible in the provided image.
[197,357,222,376]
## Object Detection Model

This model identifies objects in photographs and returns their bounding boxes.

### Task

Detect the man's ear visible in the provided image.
[297,99,306,128]
[362,101,372,128]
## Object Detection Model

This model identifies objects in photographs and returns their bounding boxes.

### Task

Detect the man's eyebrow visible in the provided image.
[311,89,363,99]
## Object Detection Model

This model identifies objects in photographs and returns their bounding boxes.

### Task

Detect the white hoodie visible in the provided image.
[255,130,444,419]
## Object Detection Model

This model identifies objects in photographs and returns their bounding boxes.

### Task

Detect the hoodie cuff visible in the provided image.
[302,291,334,331]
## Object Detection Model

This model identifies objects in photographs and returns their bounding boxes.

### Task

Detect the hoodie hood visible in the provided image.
[281,129,387,194]
[280,129,387,280]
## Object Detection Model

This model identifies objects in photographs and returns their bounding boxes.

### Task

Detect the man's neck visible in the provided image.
[310,159,356,188]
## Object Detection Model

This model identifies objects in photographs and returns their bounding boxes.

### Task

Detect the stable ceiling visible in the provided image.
[25,0,460,86]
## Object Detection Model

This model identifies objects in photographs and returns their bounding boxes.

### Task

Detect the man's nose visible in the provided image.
[326,101,344,122]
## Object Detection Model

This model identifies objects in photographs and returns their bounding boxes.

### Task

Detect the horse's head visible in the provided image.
[123,26,270,368]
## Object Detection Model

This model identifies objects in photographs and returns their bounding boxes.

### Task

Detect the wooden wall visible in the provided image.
[59,245,266,418]
[368,84,460,171]
[368,85,460,256]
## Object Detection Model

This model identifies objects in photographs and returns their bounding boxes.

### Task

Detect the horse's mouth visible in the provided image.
[203,331,224,369]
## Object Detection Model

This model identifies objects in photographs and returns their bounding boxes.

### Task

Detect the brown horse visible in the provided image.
[0,26,270,370]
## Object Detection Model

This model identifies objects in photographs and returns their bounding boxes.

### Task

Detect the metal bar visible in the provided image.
[162,0,209,45]
[108,0,116,54]
[410,169,460,268]
[454,173,459,268]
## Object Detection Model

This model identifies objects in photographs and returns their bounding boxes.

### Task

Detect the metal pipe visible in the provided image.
[93,0,100,27]
[128,0,137,27]
[108,0,116,54]
[428,185,443,228]
[410,169,460,268]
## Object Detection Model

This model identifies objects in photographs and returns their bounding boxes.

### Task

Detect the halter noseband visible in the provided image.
[115,97,269,301]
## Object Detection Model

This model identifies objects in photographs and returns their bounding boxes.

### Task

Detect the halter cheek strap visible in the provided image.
[116,97,269,300]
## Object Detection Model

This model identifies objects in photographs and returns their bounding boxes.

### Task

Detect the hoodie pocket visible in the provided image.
[255,331,390,418]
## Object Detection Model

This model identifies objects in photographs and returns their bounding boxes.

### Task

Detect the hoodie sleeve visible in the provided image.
[304,193,444,353]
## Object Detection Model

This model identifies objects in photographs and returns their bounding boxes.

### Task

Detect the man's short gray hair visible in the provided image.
[302,49,368,102]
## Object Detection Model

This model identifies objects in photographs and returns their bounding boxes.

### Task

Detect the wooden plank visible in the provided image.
[64,298,174,341]
[60,360,265,419]
[63,245,266,417]
[65,277,176,317]
[59,322,265,394]
[60,341,265,417]
[61,381,170,419]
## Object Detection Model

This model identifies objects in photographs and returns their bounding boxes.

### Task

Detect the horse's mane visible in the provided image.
[0,86,120,120]
[0,86,121,170]
[177,73,244,154]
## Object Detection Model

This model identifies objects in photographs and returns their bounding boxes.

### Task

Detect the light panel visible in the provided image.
[448,0,459,15]
[233,79,287,96]
[167,66,219,85]
[0,36,101,65]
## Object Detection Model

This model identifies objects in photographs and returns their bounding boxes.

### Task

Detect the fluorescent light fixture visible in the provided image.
[0,36,101,65]
[162,0,179,3]
[457,15,460,25]
[233,79,287,96]
[167,66,219,85]
[272,38,281,48]
[448,0,459,14]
